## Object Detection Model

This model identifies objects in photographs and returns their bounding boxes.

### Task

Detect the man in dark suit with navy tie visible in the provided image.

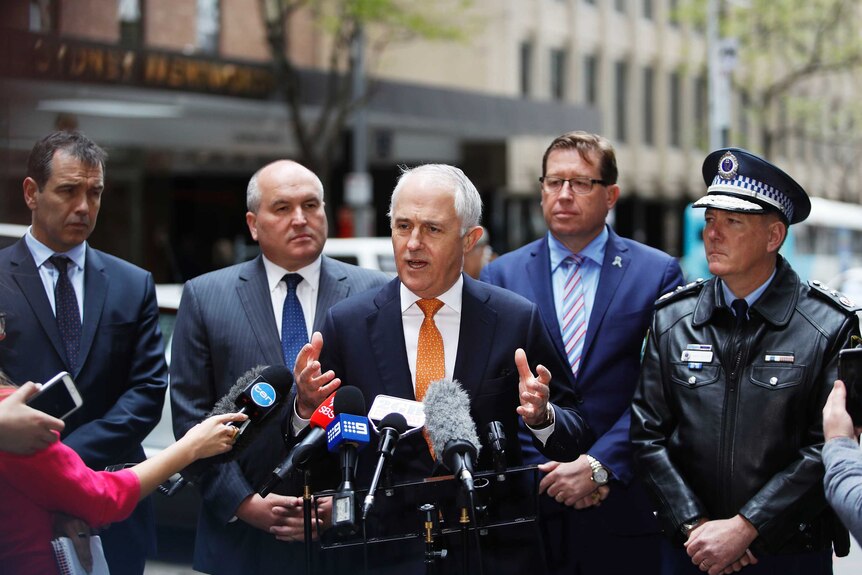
[0,131,168,575]
[169,159,389,574]
[292,163,593,573]
[481,131,684,575]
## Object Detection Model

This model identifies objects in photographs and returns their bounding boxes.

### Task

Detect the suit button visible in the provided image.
[770,377,778,386]
[688,376,697,385]
[574,394,584,404]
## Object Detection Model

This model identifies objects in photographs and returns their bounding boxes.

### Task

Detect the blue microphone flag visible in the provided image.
[326,414,371,453]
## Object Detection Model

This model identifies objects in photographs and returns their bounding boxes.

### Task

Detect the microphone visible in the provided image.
[166,365,292,496]
[361,412,409,520]
[485,421,506,481]
[424,379,481,493]
[257,390,338,497]
[325,387,370,536]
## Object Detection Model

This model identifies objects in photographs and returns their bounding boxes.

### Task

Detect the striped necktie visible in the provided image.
[50,255,81,372]
[415,298,444,457]
[561,254,587,378]
[281,274,308,367]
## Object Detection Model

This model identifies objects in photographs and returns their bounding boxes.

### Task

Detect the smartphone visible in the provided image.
[25,371,83,420]
[839,347,862,425]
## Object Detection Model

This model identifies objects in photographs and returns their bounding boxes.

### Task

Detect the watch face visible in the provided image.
[593,467,609,484]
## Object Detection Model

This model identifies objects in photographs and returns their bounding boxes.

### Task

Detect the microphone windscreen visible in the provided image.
[207,365,264,418]
[333,385,366,416]
[423,379,481,460]
[379,412,409,434]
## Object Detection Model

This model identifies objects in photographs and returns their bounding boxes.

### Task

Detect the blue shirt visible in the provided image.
[548,226,609,339]
[719,267,777,319]
[24,228,86,320]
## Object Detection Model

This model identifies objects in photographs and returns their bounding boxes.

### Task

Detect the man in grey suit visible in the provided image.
[170,160,389,575]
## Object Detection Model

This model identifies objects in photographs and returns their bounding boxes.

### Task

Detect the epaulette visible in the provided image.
[655,278,707,308]
[808,280,861,313]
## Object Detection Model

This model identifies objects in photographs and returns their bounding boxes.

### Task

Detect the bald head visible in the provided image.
[245,159,328,271]
[247,160,324,214]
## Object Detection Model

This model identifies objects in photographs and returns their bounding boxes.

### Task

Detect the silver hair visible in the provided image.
[246,160,324,213]
[387,164,482,234]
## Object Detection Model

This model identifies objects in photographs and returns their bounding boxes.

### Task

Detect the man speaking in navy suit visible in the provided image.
[291,164,593,573]
[0,131,168,575]
[481,131,684,575]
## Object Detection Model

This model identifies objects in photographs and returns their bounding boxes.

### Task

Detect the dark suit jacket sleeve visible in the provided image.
[527,304,594,462]
[587,256,684,484]
[170,280,254,523]
[63,271,168,469]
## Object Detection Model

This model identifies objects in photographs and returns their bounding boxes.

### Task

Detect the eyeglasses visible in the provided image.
[539,176,608,195]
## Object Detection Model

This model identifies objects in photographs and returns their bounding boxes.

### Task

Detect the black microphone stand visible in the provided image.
[420,503,446,575]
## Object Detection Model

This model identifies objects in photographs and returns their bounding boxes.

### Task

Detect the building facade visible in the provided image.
[2,0,858,282]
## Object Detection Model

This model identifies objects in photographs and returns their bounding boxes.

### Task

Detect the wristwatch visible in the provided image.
[586,455,609,485]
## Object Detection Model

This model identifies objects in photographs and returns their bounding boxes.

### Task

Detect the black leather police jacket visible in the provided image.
[632,256,860,555]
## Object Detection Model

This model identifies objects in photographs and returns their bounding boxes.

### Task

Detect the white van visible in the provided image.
[0,223,28,248]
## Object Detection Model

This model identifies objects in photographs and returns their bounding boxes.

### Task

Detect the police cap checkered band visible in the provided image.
[707,174,795,222]
[697,147,811,224]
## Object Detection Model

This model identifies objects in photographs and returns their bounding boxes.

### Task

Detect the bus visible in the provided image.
[680,197,862,286]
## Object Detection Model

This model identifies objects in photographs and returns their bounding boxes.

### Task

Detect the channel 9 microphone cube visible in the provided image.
[326,414,371,452]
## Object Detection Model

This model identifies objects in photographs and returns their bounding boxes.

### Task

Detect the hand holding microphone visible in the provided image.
[167,365,292,495]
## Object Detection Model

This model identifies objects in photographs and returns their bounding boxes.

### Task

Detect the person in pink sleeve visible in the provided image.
[0,374,246,575]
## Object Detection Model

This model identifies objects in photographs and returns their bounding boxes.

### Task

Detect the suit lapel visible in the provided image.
[581,229,629,366]
[7,240,67,366]
[237,257,283,366]
[315,257,349,332]
[367,280,415,400]
[528,237,569,365]
[78,247,108,377]
[454,276,496,396]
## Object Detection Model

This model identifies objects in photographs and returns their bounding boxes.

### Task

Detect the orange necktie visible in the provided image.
[416,298,445,458]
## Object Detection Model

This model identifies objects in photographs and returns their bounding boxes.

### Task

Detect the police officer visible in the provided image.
[631,148,861,575]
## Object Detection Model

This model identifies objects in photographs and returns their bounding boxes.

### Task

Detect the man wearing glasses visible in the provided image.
[481,131,683,575]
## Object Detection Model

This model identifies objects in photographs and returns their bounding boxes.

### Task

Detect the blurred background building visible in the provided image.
[2,0,861,283]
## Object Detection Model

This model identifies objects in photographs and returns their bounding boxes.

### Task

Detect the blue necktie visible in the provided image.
[561,254,587,378]
[50,255,81,372]
[281,274,308,367]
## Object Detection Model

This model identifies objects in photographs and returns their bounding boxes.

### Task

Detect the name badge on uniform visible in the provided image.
[764,353,795,363]
[681,344,713,364]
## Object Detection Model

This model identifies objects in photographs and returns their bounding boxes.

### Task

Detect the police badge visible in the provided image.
[717,151,739,180]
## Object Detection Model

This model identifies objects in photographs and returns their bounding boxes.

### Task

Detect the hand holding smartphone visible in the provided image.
[26,372,84,420]
[839,346,862,425]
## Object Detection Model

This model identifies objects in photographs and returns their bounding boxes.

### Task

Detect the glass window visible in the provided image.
[643,66,655,145]
[29,0,57,33]
[669,0,680,27]
[615,60,628,143]
[197,0,220,54]
[550,48,567,101]
[118,0,142,47]
[670,71,682,148]
[643,0,653,19]
[615,0,627,13]
[584,54,598,105]
[694,74,708,148]
[520,41,533,97]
